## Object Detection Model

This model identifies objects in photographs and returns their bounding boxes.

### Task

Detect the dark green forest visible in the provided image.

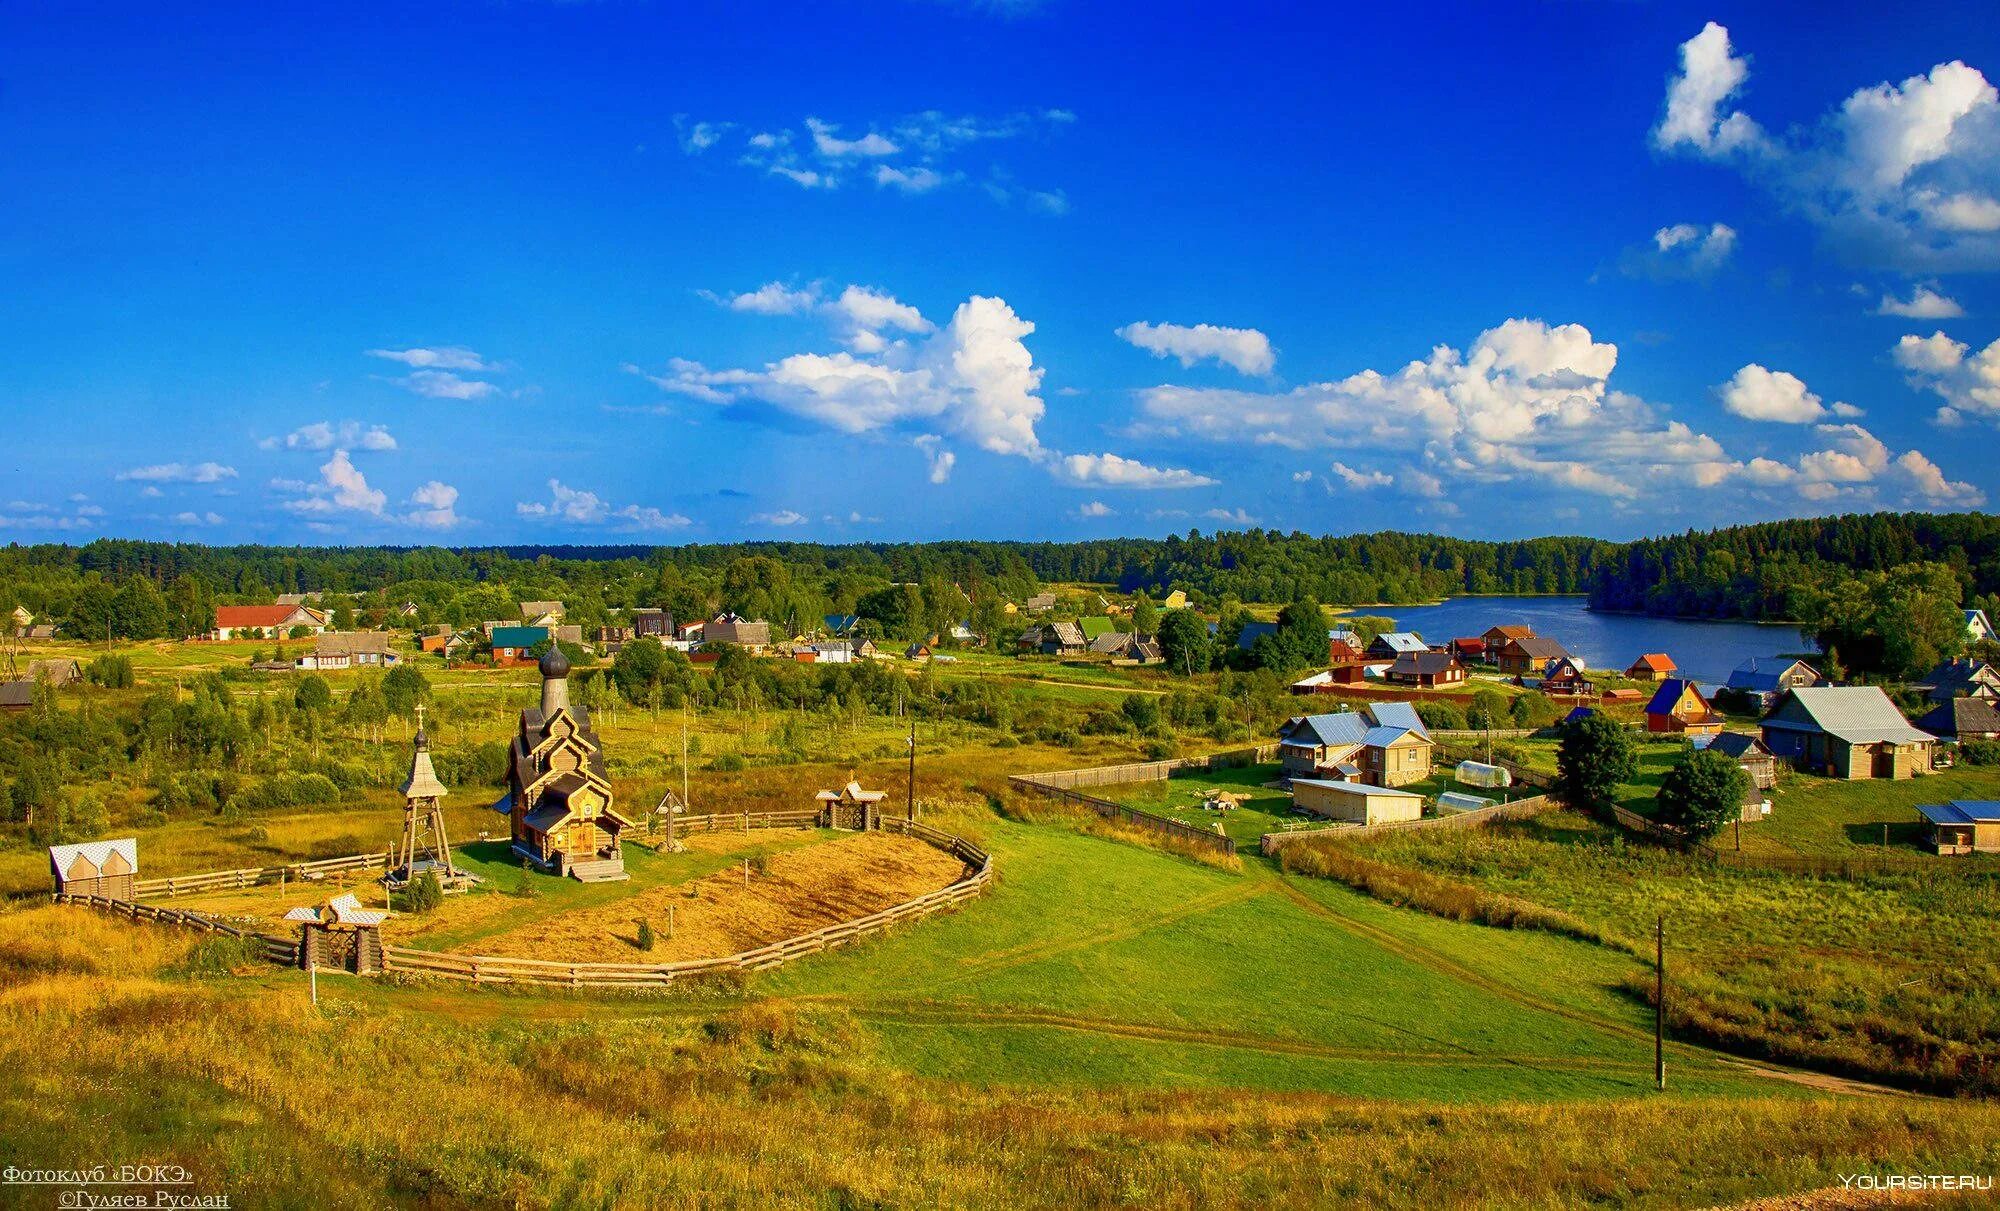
[3,511,1998,641]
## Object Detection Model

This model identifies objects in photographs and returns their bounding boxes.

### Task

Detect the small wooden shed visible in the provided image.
[48,838,139,900]
[816,781,887,830]
[1291,778,1424,825]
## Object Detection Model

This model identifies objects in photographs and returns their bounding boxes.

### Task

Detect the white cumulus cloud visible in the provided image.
[1876,284,1966,318]
[1116,320,1276,376]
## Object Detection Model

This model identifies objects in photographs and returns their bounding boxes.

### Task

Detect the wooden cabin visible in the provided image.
[1291,778,1424,826]
[1760,687,1934,781]
[1385,651,1466,687]
[1497,635,1568,675]
[816,781,887,830]
[1918,801,2000,855]
[1705,731,1779,789]
[48,838,138,900]
[1645,679,1725,736]
[1626,653,1677,681]
[1540,657,1596,698]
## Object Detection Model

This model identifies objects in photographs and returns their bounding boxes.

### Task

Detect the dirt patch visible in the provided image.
[466,832,969,963]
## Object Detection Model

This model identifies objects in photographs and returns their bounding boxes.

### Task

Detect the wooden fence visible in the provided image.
[1258,795,1553,855]
[379,817,993,988]
[670,810,822,835]
[1012,744,1277,792]
[133,851,389,900]
[55,893,300,965]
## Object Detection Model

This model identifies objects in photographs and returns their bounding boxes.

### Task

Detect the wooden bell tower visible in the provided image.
[391,706,463,888]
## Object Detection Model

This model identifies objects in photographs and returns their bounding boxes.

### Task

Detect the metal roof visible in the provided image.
[49,838,138,877]
[1362,724,1416,748]
[1763,686,1933,745]
[490,625,548,648]
[1917,801,2000,825]
[1366,701,1430,740]
[1290,778,1423,798]
[1374,632,1428,653]
[1282,712,1370,748]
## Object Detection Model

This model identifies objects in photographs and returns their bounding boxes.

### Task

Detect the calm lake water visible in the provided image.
[1349,595,1812,685]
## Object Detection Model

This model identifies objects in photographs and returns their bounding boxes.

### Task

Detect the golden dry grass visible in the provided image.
[2,903,1999,1210]
[468,831,967,962]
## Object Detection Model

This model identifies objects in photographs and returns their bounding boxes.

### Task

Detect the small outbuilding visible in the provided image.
[1385,650,1466,687]
[1917,801,2000,855]
[1626,653,1677,681]
[49,838,139,900]
[816,781,888,830]
[1702,731,1780,789]
[1290,778,1425,825]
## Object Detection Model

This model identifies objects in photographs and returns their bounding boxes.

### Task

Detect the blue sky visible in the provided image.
[3,1,1997,545]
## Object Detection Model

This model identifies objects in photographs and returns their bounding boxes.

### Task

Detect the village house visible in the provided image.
[1917,695,2000,743]
[492,644,633,880]
[0,681,34,711]
[595,625,632,648]
[1724,658,1824,710]
[1448,637,1488,663]
[1626,653,1677,681]
[25,658,82,687]
[1759,686,1935,780]
[704,613,772,651]
[1025,592,1057,612]
[1365,632,1429,666]
[1919,659,2000,704]
[1645,678,1725,736]
[1482,624,1534,649]
[629,608,672,638]
[796,640,855,664]
[904,641,933,661]
[1966,609,1996,645]
[1704,731,1780,789]
[1163,590,1189,610]
[1290,779,1425,825]
[1034,621,1088,655]
[8,605,33,631]
[47,838,138,900]
[1539,656,1595,698]
[297,631,400,671]
[490,626,549,667]
[1277,702,1434,788]
[209,603,329,640]
[1917,801,2000,855]
[419,627,455,654]
[519,600,565,627]
[1496,635,1569,675]
[1386,650,1466,688]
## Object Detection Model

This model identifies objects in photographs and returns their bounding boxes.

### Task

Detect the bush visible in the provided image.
[405,870,443,914]
[1414,701,1467,730]
[708,754,745,772]
[1958,739,2000,766]
[230,772,343,813]
[636,920,656,952]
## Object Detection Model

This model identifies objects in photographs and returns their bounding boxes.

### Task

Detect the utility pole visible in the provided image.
[1655,914,1666,1091]
[906,717,917,822]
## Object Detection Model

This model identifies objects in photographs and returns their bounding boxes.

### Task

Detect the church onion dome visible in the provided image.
[539,641,570,681]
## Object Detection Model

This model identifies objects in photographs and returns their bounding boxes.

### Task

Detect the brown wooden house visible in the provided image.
[494,646,636,881]
[1386,651,1466,688]
[1705,731,1779,789]
[1497,635,1569,675]
[1482,624,1534,649]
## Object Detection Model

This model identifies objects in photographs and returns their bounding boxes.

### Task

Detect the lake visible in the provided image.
[1346,595,1812,685]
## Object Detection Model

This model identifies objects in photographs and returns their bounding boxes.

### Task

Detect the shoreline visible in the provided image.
[1335,596,1809,630]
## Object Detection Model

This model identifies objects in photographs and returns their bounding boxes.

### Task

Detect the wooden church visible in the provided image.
[493,643,635,881]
